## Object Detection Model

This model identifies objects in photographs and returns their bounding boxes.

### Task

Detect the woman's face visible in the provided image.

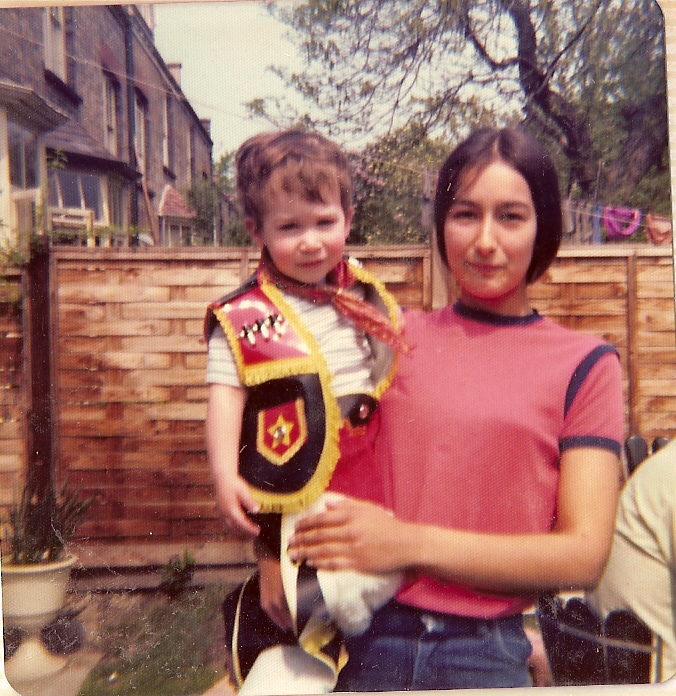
[443,160,537,316]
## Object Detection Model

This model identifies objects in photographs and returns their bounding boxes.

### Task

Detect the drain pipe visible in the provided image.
[123,6,139,233]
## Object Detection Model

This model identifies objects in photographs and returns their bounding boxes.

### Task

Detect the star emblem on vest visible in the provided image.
[256,398,308,466]
[268,414,294,448]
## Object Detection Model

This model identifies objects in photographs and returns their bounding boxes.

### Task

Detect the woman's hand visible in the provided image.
[290,449,620,593]
[288,498,411,574]
[258,553,293,631]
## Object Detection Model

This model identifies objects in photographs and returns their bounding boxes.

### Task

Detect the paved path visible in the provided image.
[1,651,100,696]
[0,655,238,696]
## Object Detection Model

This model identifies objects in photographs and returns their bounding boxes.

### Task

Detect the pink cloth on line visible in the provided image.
[602,206,641,240]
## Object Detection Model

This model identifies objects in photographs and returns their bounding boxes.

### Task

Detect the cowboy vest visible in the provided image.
[204,260,399,514]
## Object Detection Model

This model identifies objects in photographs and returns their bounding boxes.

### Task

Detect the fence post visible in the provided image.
[625,252,639,434]
[25,239,55,505]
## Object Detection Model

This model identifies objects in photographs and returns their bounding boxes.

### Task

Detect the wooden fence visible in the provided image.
[53,245,430,568]
[0,244,674,568]
[529,248,676,437]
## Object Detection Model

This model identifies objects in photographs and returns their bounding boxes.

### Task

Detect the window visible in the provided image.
[164,221,194,247]
[4,118,39,240]
[48,171,129,245]
[162,95,173,170]
[49,170,103,221]
[188,127,195,181]
[108,179,124,228]
[8,121,38,190]
[134,91,148,175]
[103,76,120,156]
[44,7,67,81]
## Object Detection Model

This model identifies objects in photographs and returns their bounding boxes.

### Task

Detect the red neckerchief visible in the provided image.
[257,251,407,352]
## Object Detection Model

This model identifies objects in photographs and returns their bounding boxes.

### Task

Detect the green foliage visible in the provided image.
[3,482,95,564]
[262,0,669,225]
[221,214,250,246]
[188,153,251,246]
[0,240,25,269]
[349,122,450,244]
[186,178,218,243]
[46,149,67,171]
[0,221,26,311]
[0,215,48,267]
[213,152,236,194]
[78,587,226,696]
[159,550,196,599]
[215,152,251,246]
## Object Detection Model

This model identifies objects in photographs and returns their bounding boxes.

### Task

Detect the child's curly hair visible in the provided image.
[235,129,353,230]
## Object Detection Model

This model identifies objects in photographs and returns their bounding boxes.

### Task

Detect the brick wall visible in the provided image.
[73,6,128,155]
[0,5,211,242]
[0,9,44,89]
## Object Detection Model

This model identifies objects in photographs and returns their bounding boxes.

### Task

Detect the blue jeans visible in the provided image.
[335,600,533,691]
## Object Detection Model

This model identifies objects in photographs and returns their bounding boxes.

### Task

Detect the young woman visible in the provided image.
[286,127,625,690]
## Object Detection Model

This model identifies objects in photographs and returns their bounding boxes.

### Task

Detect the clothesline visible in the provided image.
[563,199,672,246]
[565,201,670,226]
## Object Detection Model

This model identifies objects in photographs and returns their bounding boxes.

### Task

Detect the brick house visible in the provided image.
[0,4,212,251]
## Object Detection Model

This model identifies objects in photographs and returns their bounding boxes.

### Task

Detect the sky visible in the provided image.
[152,1,305,159]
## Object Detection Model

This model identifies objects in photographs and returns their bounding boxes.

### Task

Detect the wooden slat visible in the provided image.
[4,245,676,557]
[48,248,676,546]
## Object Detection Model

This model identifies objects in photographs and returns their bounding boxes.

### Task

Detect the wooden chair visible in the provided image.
[48,207,95,246]
[624,435,649,475]
[537,594,662,686]
[652,436,670,453]
[624,435,671,476]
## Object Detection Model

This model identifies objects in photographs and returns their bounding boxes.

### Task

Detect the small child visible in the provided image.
[204,130,404,694]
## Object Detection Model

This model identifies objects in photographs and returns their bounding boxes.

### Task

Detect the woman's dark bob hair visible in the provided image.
[434,127,562,284]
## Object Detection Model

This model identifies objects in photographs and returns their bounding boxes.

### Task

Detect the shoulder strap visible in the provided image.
[203,274,257,342]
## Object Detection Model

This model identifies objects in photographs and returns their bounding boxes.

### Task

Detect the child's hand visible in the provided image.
[216,475,261,538]
[259,554,293,631]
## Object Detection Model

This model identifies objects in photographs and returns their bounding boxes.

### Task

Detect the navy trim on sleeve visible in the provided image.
[564,344,618,418]
[560,435,622,457]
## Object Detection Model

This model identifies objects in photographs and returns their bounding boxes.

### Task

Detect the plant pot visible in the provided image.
[2,554,76,685]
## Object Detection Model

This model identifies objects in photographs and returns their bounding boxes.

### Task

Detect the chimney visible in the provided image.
[167,62,182,87]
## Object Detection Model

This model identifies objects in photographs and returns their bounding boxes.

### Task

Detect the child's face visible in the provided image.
[248,184,352,285]
[443,160,537,316]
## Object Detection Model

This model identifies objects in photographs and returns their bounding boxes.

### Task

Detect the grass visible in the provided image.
[78,585,231,696]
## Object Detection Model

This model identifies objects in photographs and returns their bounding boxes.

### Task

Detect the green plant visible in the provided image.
[78,586,227,696]
[159,549,196,598]
[0,226,29,269]
[2,481,95,564]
